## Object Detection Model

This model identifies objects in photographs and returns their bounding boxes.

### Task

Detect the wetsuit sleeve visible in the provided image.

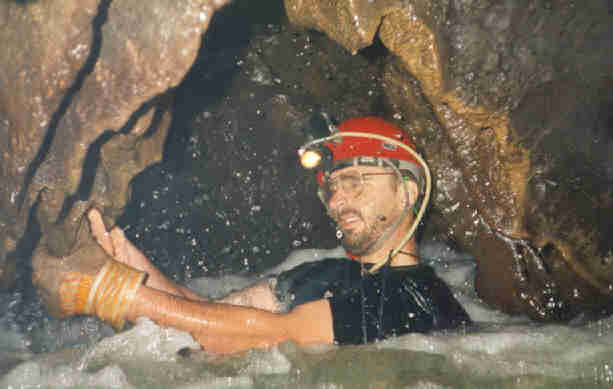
[272,258,352,312]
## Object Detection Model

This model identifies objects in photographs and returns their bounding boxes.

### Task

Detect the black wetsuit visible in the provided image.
[273,257,471,345]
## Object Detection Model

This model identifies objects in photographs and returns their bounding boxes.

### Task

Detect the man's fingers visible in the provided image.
[88,208,114,255]
[110,227,141,266]
[110,227,150,271]
[109,227,128,263]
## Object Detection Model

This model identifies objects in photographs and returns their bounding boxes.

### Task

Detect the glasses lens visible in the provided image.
[321,172,363,203]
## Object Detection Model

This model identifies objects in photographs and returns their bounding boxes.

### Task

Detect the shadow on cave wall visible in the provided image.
[112,0,418,281]
[5,0,117,304]
[14,0,112,236]
[107,0,461,282]
[114,0,339,280]
[9,0,393,295]
[512,76,613,268]
[162,0,288,167]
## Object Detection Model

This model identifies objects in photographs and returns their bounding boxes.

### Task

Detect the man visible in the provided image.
[33,116,470,354]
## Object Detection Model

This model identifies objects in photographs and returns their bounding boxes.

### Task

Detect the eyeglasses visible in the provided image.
[319,170,396,204]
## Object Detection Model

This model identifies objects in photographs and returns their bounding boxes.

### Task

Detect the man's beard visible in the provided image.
[333,209,388,256]
[341,227,377,256]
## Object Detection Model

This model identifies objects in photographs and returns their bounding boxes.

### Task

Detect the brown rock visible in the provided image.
[0,0,230,288]
[285,0,613,320]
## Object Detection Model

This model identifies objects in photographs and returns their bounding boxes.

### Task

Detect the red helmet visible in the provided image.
[315,117,424,190]
[298,116,430,267]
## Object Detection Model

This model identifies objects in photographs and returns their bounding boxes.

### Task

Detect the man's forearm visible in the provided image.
[126,285,333,354]
[128,286,291,353]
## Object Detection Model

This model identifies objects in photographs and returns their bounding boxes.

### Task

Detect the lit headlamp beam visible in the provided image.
[298,149,323,169]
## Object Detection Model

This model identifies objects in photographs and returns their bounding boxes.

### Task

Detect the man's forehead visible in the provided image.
[328,164,390,178]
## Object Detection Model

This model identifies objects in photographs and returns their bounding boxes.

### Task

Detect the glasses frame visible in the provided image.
[319,171,397,204]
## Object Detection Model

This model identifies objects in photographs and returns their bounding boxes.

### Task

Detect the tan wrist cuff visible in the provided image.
[85,260,147,331]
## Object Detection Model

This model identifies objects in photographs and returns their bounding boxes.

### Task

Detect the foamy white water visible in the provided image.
[2,244,613,388]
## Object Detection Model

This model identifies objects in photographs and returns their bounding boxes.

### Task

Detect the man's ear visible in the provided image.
[399,179,419,209]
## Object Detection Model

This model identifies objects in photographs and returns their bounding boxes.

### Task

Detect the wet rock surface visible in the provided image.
[0,0,229,288]
[285,0,613,319]
[115,16,383,279]
[1,0,612,323]
[511,78,613,319]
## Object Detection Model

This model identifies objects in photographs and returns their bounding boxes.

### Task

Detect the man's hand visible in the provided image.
[88,208,115,256]
[87,208,204,300]
[88,209,151,272]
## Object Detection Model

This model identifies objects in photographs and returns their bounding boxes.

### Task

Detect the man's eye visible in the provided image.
[344,177,362,191]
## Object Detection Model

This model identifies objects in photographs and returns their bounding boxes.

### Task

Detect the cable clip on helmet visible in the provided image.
[297,116,432,273]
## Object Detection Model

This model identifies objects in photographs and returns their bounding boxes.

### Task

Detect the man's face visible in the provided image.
[324,165,407,256]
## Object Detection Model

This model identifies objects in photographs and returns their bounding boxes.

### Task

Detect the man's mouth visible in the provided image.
[338,212,362,230]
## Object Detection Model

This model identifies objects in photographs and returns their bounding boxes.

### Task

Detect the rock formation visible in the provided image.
[285,0,613,319]
[0,0,229,288]
[1,0,612,321]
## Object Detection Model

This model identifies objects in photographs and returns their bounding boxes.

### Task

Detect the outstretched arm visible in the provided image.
[127,285,335,354]
[89,208,285,311]
[35,209,333,352]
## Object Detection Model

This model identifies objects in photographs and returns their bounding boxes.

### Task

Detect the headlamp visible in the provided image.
[298,144,333,171]
[298,148,322,169]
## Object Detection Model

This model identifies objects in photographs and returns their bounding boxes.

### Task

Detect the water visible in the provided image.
[2,242,613,388]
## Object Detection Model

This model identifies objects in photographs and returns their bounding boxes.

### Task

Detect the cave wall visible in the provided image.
[1,0,612,321]
[0,0,230,288]
[285,0,613,319]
